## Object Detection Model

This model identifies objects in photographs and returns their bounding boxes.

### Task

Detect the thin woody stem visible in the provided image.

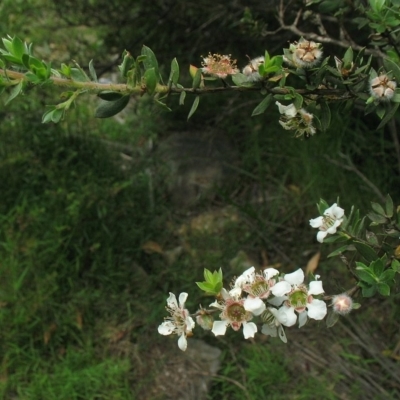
[0,68,356,99]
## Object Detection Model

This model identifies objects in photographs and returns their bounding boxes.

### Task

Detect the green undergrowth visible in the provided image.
[0,96,399,399]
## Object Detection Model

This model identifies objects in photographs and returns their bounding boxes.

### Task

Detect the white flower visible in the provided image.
[276,101,297,118]
[158,292,195,351]
[242,56,264,81]
[229,266,279,316]
[270,268,327,327]
[290,39,323,68]
[210,289,257,339]
[370,75,396,101]
[310,203,344,243]
[261,306,297,343]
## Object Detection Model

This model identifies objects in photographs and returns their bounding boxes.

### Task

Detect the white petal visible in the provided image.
[284,268,304,285]
[326,220,341,234]
[316,230,328,243]
[308,280,324,295]
[242,322,257,339]
[209,300,221,309]
[277,325,287,343]
[178,334,187,351]
[264,268,279,280]
[244,297,266,316]
[166,292,178,308]
[178,292,188,308]
[298,311,308,328]
[185,316,196,331]
[229,287,242,298]
[261,324,277,337]
[275,101,297,118]
[307,299,327,320]
[212,321,228,336]
[158,321,175,335]
[325,203,344,219]
[220,288,231,300]
[309,216,323,228]
[271,281,291,297]
[268,295,287,307]
[277,306,297,327]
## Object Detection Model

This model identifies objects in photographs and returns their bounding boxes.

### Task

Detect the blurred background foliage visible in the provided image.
[0,0,399,398]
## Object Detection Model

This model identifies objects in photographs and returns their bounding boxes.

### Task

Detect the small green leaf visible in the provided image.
[196,281,215,292]
[2,37,13,54]
[317,199,330,215]
[379,269,395,282]
[385,194,393,217]
[169,58,179,85]
[391,259,400,272]
[187,95,200,120]
[359,282,376,297]
[326,310,340,328]
[204,269,213,282]
[231,73,251,86]
[192,68,202,89]
[376,282,390,296]
[367,212,387,224]
[377,103,399,130]
[371,201,386,216]
[144,67,157,95]
[154,99,172,111]
[95,95,130,118]
[11,36,25,60]
[356,268,377,284]
[251,94,273,116]
[353,241,377,263]
[319,100,331,131]
[88,59,98,82]
[179,90,186,105]
[141,45,159,79]
[327,245,351,258]
[5,80,23,105]
[97,91,125,101]
[70,67,90,82]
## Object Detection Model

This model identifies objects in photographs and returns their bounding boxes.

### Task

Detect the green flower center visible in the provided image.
[227,303,247,322]
[288,289,308,309]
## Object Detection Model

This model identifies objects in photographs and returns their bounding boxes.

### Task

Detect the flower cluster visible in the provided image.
[201,53,239,79]
[275,101,316,138]
[158,266,331,350]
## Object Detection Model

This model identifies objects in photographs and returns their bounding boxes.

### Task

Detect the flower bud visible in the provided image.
[331,293,353,315]
[196,312,214,330]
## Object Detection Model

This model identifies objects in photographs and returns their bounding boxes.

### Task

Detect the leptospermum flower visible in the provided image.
[210,289,257,339]
[242,56,264,81]
[201,53,239,79]
[230,266,279,315]
[309,203,344,243]
[276,101,316,138]
[270,268,327,328]
[158,292,195,351]
[370,74,396,101]
[290,38,323,68]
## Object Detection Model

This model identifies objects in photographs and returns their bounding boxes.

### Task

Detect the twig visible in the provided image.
[324,152,386,202]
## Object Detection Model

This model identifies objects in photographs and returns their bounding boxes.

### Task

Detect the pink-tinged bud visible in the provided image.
[331,293,353,315]
[196,312,214,330]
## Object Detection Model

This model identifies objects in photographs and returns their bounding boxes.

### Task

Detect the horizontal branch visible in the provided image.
[0,68,355,100]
